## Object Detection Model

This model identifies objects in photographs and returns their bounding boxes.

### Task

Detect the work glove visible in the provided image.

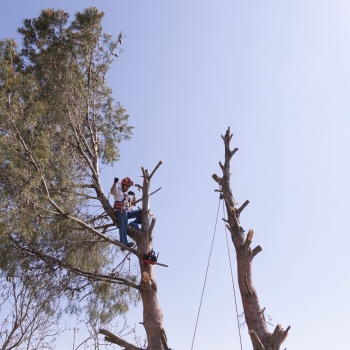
[114,177,119,183]
[128,191,135,196]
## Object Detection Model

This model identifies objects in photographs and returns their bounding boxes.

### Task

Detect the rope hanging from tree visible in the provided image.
[190,196,243,350]
[222,200,243,350]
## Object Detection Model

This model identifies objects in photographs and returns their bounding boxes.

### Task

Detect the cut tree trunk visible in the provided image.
[136,165,168,350]
[213,127,290,350]
[99,162,168,350]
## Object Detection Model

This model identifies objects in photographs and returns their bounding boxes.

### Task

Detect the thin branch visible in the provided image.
[149,160,163,179]
[134,187,161,205]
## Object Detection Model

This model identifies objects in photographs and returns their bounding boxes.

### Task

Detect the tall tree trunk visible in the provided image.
[136,165,167,350]
[99,162,167,350]
[213,128,290,350]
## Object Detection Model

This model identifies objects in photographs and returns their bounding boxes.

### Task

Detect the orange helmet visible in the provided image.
[121,177,133,186]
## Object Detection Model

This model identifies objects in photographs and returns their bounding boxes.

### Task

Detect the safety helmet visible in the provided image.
[121,177,133,186]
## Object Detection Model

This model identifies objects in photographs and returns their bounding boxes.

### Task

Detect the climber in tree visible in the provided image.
[111,177,142,247]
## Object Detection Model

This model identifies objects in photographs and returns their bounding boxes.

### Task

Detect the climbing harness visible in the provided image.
[114,199,127,213]
[143,251,158,265]
[190,194,243,350]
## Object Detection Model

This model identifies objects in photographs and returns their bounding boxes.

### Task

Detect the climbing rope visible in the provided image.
[190,198,221,350]
[190,196,244,350]
[222,200,243,350]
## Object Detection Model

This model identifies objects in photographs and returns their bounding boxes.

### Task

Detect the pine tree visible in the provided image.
[0,8,167,349]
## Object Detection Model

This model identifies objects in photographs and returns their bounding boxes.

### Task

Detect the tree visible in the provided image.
[212,127,290,350]
[0,8,168,349]
[0,273,63,350]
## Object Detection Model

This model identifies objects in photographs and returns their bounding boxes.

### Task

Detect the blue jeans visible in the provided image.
[115,209,141,244]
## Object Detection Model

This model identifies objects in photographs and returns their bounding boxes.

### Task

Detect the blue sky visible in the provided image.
[1,1,350,349]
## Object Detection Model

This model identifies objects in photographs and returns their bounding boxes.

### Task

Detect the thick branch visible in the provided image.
[252,245,262,258]
[230,147,239,157]
[242,229,254,254]
[276,325,290,346]
[237,200,249,214]
[269,324,282,347]
[148,217,156,240]
[99,329,144,350]
[224,199,240,231]
[212,174,222,184]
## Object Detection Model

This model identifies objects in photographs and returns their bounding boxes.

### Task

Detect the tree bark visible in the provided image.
[213,127,290,350]
[100,161,167,350]
[136,163,167,350]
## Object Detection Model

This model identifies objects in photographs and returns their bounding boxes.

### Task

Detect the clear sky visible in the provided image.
[1,1,350,349]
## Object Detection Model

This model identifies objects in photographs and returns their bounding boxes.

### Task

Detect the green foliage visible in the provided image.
[0,7,137,326]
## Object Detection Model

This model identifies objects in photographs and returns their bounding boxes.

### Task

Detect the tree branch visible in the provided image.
[242,229,254,254]
[99,329,145,350]
[148,217,156,240]
[237,200,249,214]
[8,236,140,290]
[134,187,161,205]
[278,325,291,345]
[252,245,262,258]
[269,324,282,347]
[149,160,163,179]
[212,174,222,184]
[230,147,239,158]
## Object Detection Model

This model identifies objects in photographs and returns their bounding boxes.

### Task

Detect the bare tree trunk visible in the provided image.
[136,164,167,350]
[213,128,290,350]
[99,162,167,350]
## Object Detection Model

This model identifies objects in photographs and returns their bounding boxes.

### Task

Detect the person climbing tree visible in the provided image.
[111,177,142,247]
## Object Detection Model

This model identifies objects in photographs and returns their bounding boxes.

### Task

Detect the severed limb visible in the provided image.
[99,329,144,350]
[242,229,254,254]
[252,245,262,258]
[237,200,249,215]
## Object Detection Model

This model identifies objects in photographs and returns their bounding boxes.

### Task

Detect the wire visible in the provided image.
[222,200,243,350]
[190,198,221,350]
